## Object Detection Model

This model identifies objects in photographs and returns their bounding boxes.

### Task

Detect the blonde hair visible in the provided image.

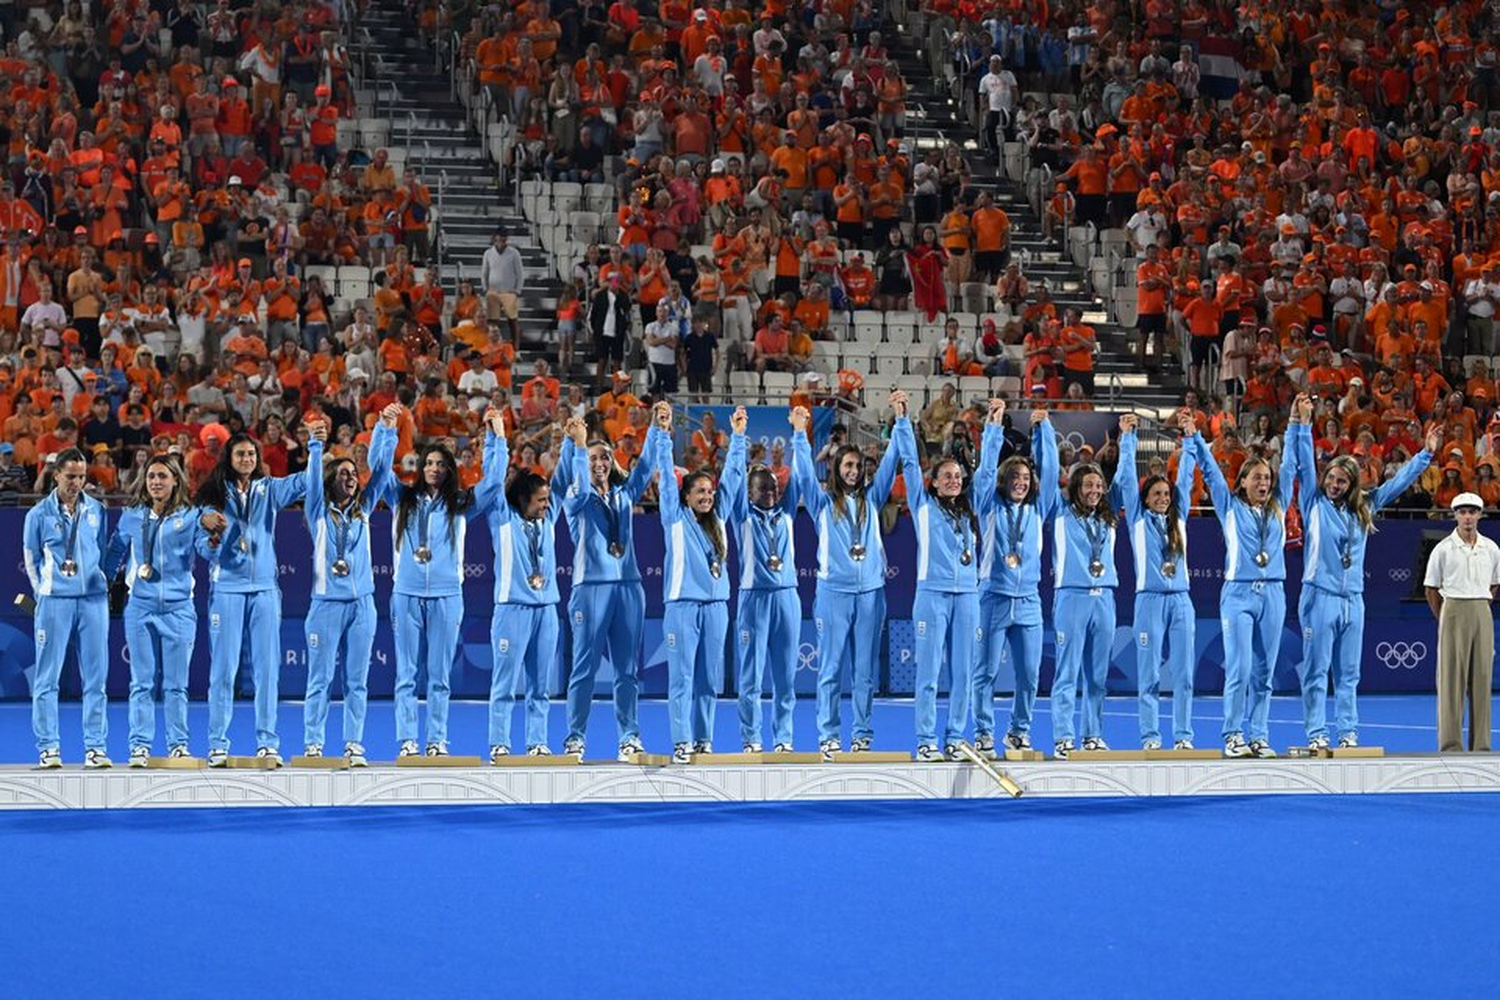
[1323,455,1374,531]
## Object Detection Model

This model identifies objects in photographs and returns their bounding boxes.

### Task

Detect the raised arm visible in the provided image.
[304,422,328,528]
[1114,416,1140,522]
[650,403,682,522]
[268,468,309,509]
[722,408,750,523]
[1032,409,1061,520]
[562,421,594,519]
[1191,432,1233,516]
[972,401,1005,514]
[362,417,399,512]
[1285,393,1318,513]
[788,406,825,517]
[469,408,509,518]
[550,431,578,497]
[1371,428,1440,513]
[892,406,927,510]
[868,391,911,508]
[1174,417,1199,507]
[623,423,662,504]
[1277,414,1299,512]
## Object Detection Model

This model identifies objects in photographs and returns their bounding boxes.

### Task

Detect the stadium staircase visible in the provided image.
[890,11,1187,420]
[354,2,565,365]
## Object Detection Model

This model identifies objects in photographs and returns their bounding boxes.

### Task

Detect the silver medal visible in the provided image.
[960,549,973,566]
[609,542,625,558]
[237,536,250,553]
[709,560,722,579]
[1161,561,1176,578]
[767,556,783,571]
[1004,553,1021,569]
[331,559,351,577]
[1088,560,1105,577]
[528,574,545,590]
[414,546,432,563]
[60,559,78,576]
[849,544,867,561]
[138,564,153,581]
[1341,554,1352,569]
[1254,551,1270,568]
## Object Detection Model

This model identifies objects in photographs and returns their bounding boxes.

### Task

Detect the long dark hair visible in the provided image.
[1139,473,1184,556]
[395,444,468,545]
[680,469,725,562]
[195,432,262,508]
[825,444,867,522]
[587,438,628,488]
[322,455,365,517]
[996,454,1038,505]
[505,469,547,517]
[1067,462,1118,527]
[930,455,979,537]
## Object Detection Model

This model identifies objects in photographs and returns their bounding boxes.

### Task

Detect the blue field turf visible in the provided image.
[0,692,1453,760]
[2,793,1498,998]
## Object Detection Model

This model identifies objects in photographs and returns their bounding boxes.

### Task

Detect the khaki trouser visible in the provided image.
[1437,598,1494,752]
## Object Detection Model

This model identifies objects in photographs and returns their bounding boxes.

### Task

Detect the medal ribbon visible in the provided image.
[142,509,164,570]
[1081,512,1106,568]
[524,518,544,580]
[1004,501,1025,562]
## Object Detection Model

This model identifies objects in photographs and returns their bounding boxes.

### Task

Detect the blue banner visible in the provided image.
[0,508,1482,700]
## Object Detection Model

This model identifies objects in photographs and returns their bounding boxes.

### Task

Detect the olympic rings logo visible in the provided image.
[885,565,899,580]
[797,642,818,672]
[1375,641,1426,670]
[1389,568,1412,582]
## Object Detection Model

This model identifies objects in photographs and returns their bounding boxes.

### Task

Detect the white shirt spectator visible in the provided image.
[20,300,66,338]
[645,320,679,366]
[456,367,498,412]
[1330,276,1366,315]
[979,67,1017,113]
[1126,208,1169,251]
[1425,529,1500,600]
[1465,277,1500,318]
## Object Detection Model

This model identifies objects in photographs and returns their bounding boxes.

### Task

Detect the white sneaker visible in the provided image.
[526,744,551,756]
[943,742,966,761]
[1248,739,1277,759]
[490,745,510,763]
[84,749,113,769]
[304,743,323,758]
[564,736,586,757]
[207,749,229,767]
[974,733,997,759]
[615,737,641,762]
[1173,740,1195,751]
[692,740,713,755]
[849,736,872,752]
[1338,733,1358,749]
[819,738,841,761]
[1223,733,1252,758]
[672,742,691,763]
[1142,738,1162,751]
[916,744,944,761]
[1002,731,1032,751]
[129,746,150,768]
[424,742,448,757]
[1309,735,1331,750]
[256,747,283,768]
[742,742,763,753]
[1053,739,1075,759]
[772,743,794,754]
[398,740,420,758]
[168,745,191,758]
[37,749,61,769]
[1081,736,1109,751]
[344,742,367,767]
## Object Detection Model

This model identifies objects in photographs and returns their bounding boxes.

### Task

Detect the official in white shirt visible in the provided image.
[1462,262,1500,355]
[1423,492,1500,752]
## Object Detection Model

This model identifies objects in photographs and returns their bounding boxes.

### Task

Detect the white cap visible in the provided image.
[1451,492,1485,511]
[711,158,726,172]
[345,366,368,382]
[802,371,823,383]
[228,175,243,186]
